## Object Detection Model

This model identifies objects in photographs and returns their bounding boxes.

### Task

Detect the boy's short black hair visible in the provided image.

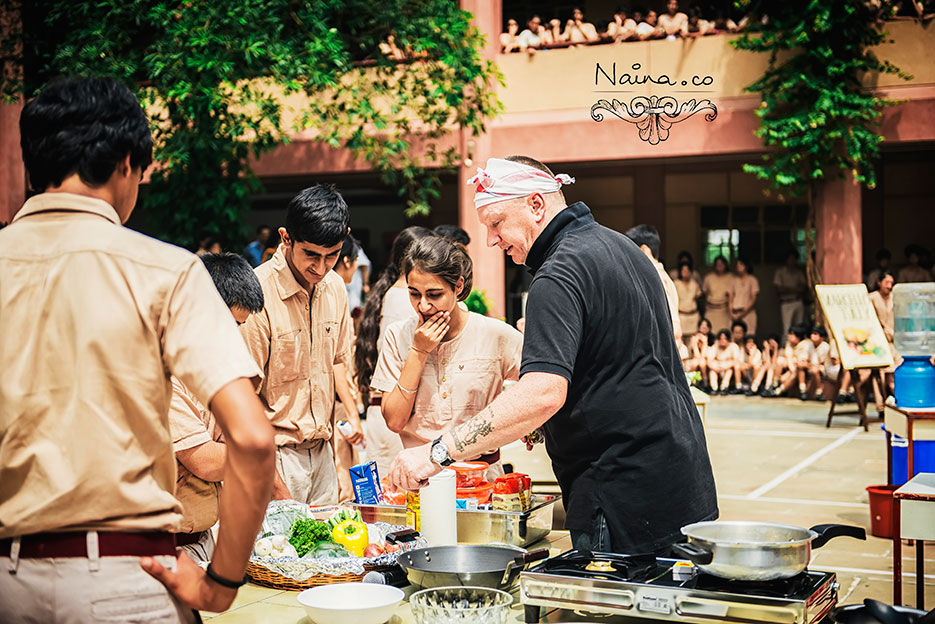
[716,329,732,341]
[20,77,153,192]
[434,224,471,246]
[285,184,349,247]
[200,253,264,313]
[731,319,748,333]
[788,324,808,340]
[340,235,360,262]
[811,326,828,339]
[624,224,661,260]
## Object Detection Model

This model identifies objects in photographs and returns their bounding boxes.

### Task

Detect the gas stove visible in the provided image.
[520,549,838,624]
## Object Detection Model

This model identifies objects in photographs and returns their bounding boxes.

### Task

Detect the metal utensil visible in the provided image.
[833,600,932,624]
[398,544,549,589]
[673,521,866,581]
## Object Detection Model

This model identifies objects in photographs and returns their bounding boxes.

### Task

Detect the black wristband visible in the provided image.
[205,563,247,589]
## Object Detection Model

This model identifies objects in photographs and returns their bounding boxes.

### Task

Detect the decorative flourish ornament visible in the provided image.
[590,96,717,145]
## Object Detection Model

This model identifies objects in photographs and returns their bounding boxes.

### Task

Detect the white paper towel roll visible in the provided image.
[420,469,457,546]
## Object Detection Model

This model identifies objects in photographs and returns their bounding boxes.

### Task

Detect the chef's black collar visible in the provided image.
[525,201,594,274]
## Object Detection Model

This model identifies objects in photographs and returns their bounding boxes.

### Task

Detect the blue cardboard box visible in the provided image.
[350,460,383,505]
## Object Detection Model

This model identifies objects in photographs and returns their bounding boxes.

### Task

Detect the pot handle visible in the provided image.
[671,542,714,565]
[499,548,550,586]
[809,524,867,549]
[863,599,911,624]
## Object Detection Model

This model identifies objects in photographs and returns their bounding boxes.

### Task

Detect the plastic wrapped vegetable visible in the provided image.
[331,519,369,557]
[288,518,333,557]
[308,541,350,559]
[327,508,363,530]
[254,535,298,558]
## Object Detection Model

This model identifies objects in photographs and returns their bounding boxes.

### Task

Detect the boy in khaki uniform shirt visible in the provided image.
[0,78,275,622]
[240,185,357,506]
[169,253,291,563]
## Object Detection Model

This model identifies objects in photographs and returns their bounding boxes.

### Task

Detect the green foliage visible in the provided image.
[464,289,491,316]
[730,0,910,198]
[2,0,501,249]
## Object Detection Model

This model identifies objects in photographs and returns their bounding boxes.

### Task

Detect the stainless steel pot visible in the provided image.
[672,521,866,581]
[397,544,549,589]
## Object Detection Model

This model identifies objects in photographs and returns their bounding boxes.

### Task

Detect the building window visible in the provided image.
[705,229,739,265]
[701,204,810,266]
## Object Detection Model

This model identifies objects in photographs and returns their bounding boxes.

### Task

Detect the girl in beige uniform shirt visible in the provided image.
[356,227,435,477]
[371,237,523,482]
[703,255,733,334]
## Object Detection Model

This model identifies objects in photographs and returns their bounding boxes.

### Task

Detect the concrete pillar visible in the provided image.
[459,0,504,316]
[632,164,667,256]
[815,173,863,284]
[0,99,25,224]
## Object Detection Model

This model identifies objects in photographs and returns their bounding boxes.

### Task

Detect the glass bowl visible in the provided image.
[409,586,513,624]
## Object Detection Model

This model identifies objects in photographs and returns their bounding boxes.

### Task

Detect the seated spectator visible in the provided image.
[195,233,221,256]
[684,317,713,382]
[707,329,741,394]
[658,0,689,38]
[898,244,931,283]
[866,248,891,291]
[731,319,747,348]
[517,15,545,53]
[711,9,743,32]
[635,8,665,39]
[808,327,832,402]
[607,5,638,41]
[561,7,600,43]
[740,335,764,392]
[751,334,781,395]
[379,33,407,61]
[775,325,816,400]
[501,19,520,53]
[686,5,716,36]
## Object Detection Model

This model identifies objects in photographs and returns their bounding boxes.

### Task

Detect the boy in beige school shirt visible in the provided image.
[239,185,358,506]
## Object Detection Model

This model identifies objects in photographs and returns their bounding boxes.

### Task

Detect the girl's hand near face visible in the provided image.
[412,311,450,353]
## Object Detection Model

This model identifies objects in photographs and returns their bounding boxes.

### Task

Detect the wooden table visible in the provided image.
[892,472,935,608]
[883,404,935,485]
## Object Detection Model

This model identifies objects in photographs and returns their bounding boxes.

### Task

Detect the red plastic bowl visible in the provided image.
[450,461,489,488]
[456,481,493,504]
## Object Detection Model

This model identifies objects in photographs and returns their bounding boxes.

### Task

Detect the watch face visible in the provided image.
[431,440,448,464]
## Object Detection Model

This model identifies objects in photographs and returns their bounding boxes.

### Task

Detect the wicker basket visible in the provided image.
[246,561,396,591]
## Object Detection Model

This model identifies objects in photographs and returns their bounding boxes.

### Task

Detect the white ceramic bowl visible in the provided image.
[297,582,404,624]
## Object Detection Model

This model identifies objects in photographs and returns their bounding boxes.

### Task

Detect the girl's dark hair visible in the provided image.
[403,237,474,302]
[716,329,732,341]
[877,270,896,285]
[355,226,435,402]
[735,256,754,275]
[713,255,729,269]
[678,260,693,274]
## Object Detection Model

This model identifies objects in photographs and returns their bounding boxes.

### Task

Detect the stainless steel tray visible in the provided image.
[350,494,558,548]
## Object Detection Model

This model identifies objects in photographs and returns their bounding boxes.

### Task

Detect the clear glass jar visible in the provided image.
[893,283,935,357]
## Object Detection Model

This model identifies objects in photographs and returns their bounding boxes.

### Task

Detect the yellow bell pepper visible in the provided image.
[331,519,369,557]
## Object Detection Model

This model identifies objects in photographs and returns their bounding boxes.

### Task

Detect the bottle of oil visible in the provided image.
[405,491,420,531]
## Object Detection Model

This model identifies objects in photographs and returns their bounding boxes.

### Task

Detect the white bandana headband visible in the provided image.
[467,158,574,208]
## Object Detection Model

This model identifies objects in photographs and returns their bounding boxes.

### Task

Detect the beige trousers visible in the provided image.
[333,435,360,503]
[276,439,338,506]
[1,539,197,624]
[363,404,403,479]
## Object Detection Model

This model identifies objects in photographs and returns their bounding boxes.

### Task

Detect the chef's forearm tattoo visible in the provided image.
[452,406,495,453]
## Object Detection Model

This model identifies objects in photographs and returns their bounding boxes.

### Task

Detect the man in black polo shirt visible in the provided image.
[388,155,717,554]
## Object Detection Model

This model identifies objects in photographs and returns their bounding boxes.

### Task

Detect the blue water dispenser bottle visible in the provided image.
[893,283,935,408]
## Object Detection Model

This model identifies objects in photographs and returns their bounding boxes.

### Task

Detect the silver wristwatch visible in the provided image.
[430,436,454,466]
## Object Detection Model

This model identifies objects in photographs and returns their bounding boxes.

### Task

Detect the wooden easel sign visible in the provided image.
[815,284,895,371]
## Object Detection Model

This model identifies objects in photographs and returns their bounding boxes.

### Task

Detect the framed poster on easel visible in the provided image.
[815,284,894,430]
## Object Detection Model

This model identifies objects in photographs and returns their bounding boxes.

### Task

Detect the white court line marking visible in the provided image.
[719,493,868,508]
[746,427,864,499]
[707,429,847,439]
[839,576,862,603]
[817,565,935,580]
